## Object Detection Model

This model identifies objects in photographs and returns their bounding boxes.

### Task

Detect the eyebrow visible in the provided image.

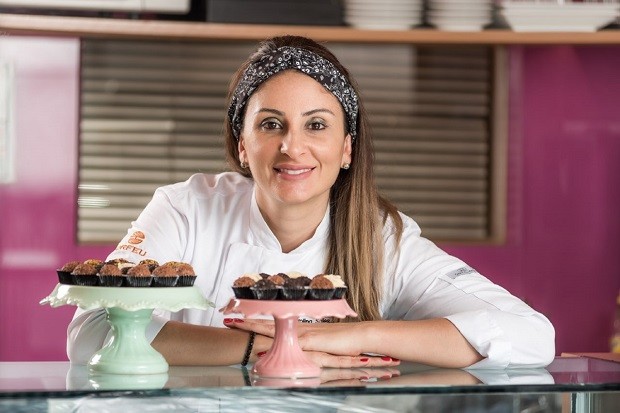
[254,108,336,117]
[303,108,336,117]
[255,108,284,116]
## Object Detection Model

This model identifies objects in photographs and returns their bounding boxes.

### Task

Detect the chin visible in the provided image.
[275,189,327,207]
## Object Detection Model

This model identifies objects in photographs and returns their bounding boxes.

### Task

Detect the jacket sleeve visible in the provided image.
[383,215,556,369]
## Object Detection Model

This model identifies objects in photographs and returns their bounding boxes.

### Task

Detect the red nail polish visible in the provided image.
[381,375,392,380]
[223,318,233,324]
[257,351,267,357]
[234,318,244,323]
[391,357,400,362]
[360,357,369,362]
[381,356,391,361]
[359,376,369,380]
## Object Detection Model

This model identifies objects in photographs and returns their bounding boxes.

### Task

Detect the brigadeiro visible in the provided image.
[71,263,99,286]
[287,272,311,286]
[126,264,153,287]
[307,274,336,300]
[139,259,159,271]
[57,260,80,284]
[280,276,309,300]
[98,264,124,287]
[83,259,104,272]
[106,258,135,274]
[324,274,347,299]
[267,274,286,286]
[232,273,261,299]
[175,262,197,287]
[251,278,279,300]
[152,264,179,287]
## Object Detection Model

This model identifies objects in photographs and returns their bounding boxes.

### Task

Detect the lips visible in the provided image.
[275,168,313,175]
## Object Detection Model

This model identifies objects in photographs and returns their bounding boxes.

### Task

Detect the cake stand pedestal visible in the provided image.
[41,284,213,375]
[221,299,357,379]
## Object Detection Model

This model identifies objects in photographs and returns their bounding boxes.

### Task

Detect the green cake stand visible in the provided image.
[41,284,214,375]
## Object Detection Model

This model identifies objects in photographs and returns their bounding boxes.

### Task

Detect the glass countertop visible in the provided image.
[1,356,619,412]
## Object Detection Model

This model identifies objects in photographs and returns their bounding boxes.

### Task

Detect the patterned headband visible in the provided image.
[228,46,359,141]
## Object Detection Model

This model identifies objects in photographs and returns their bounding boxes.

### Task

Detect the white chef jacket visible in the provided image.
[67,172,555,369]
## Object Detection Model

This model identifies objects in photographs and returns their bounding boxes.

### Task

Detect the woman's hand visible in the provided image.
[318,367,401,386]
[224,318,400,368]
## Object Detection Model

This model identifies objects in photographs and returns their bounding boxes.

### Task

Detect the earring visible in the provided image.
[240,161,247,168]
[342,163,350,170]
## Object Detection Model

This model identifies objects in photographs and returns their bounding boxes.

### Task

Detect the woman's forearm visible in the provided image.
[225,317,482,368]
[151,320,269,366]
[362,319,483,368]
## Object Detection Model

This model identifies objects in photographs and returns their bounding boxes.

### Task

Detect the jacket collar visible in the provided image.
[248,187,330,254]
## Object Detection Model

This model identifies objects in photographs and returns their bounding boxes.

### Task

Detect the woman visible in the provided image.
[67,35,555,369]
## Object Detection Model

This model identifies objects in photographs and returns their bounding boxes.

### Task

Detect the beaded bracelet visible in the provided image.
[241,332,256,367]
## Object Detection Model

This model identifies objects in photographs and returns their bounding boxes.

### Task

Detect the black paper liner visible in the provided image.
[72,274,99,287]
[251,287,279,300]
[333,287,347,299]
[98,274,124,287]
[57,270,74,285]
[126,275,153,287]
[279,287,308,300]
[307,288,335,300]
[152,275,179,287]
[233,286,254,299]
[177,275,197,287]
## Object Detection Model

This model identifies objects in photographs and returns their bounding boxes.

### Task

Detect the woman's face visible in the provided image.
[238,70,352,211]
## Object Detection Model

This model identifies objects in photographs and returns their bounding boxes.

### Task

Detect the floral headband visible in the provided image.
[228,46,359,141]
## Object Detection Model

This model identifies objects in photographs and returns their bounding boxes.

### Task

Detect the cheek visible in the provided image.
[318,146,345,168]
[245,142,275,165]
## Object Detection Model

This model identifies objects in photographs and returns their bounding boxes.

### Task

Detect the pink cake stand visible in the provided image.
[221,298,357,379]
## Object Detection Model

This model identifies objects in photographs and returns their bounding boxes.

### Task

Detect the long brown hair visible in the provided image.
[224,36,403,321]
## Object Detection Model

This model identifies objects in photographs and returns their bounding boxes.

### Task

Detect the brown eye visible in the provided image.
[260,119,282,130]
[308,121,326,131]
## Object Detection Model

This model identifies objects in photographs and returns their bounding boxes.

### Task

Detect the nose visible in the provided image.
[279,128,306,157]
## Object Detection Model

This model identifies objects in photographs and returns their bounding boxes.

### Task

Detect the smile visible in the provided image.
[275,168,313,175]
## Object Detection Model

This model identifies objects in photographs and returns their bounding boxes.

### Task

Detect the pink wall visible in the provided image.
[1,38,619,361]
[0,37,81,361]
[445,45,620,354]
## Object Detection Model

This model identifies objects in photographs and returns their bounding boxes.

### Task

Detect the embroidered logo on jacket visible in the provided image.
[127,231,145,245]
[446,266,477,279]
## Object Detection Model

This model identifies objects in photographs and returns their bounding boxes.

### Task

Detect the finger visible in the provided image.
[320,368,374,382]
[362,356,401,368]
[320,379,366,388]
[355,367,400,379]
[222,318,277,337]
[306,353,397,369]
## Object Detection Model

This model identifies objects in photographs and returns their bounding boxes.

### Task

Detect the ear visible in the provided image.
[238,137,247,164]
[341,133,352,165]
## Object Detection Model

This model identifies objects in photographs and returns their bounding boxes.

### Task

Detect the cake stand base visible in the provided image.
[221,298,357,379]
[252,315,320,378]
[88,307,168,375]
[40,284,214,376]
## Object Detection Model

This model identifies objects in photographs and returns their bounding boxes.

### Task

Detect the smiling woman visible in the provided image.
[67,35,555,371]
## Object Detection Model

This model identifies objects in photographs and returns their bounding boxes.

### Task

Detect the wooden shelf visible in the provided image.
[1,13,620,45]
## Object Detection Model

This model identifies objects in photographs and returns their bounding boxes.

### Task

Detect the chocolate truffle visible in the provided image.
[127,264,152,277]
[152,265,176,277]
[99,264,122,276]
[71,263,99,286]
[139,259,159,271]
[83,259,104,271]
[251,278,279,300]
[267,274,286,286]
[60,260,80,273]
